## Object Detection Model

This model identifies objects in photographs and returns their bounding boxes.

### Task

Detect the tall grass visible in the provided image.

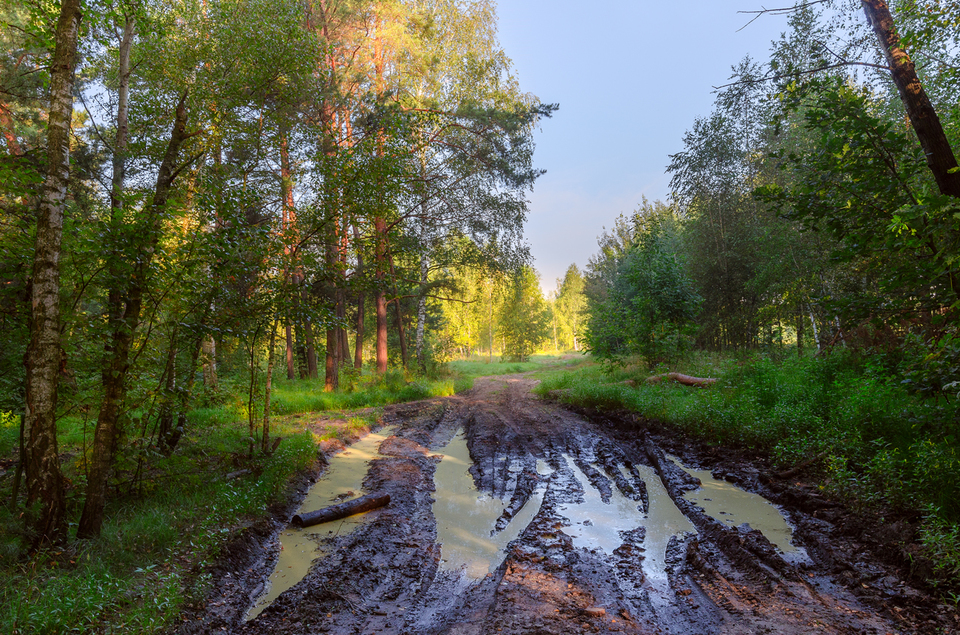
[0,366,472,633]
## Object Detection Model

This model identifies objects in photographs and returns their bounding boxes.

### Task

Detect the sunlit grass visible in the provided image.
[448,351,588,381]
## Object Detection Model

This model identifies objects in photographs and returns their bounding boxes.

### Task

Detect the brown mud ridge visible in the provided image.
[180,375,960,634]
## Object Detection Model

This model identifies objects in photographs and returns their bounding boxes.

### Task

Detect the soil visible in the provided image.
[179,374,960,634]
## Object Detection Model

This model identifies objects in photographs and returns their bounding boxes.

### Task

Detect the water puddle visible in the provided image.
[556,455,648,554]
[669,455,798,554]
[246,426,397,620]
[432,431,544,579]
[630,464,696,589]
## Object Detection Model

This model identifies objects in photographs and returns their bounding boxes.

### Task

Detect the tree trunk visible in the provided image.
[23,0,82,547]
[394,298,408,369]
[247,326,261,459]
[292,492,390,527]
[325,322,339,392]
[375,217,388,373]
[808,305,820,351]
[304,310,319,378]
[77,91,193,539]
[285,323,295,379]
[157,323,178,452]
[796,303,804,357]
[202,334,218,388]
[353,225,365,369]
[861,0,960,197]
[262,319,279,453]
[416,254,428,373]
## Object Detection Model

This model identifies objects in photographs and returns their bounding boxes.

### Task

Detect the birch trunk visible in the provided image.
[416,255,428,373]
[23,0,81,546]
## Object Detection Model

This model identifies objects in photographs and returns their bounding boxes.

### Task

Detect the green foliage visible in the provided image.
[758,77,960,319]
[498,267,550,362]
[553,264,587,351]
[585,200,701,367]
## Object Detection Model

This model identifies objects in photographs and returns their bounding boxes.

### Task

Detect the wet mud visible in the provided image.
[181,374,960,635]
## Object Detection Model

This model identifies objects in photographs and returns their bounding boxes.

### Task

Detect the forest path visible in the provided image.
[184,374,951,635]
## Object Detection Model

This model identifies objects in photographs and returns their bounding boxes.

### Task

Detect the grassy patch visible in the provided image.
[0,366,472,634]
[449,352,587,381]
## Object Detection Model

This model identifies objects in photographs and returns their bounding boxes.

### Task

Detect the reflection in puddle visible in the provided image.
[557,455,647,554]
[246,426,397,620]
[432,431,544,579]
[630,464,696,589]
[669,455,797,553]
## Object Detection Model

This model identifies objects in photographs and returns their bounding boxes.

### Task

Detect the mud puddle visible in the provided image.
[432,430,544,579]
[195,374,954,635]
[631,463,696,591]
[669,454,803,558]
[556,454,647,554]
[246,426,397,619]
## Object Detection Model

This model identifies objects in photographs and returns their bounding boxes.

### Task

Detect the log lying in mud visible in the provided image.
[292,492,390,528]
[645,372,717,388]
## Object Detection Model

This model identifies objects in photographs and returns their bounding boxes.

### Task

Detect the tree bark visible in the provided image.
[375,217,388,373]
[292,492,390,527]
[796,303,804,358]
[23,0,82,547]
[262,319,279,453]
[285,323,295,379]
[416,254,428,373]
[77,91,193,539]
[645,372,717,388]
[861,0,960,197]
[202,334,218,387]
[325,320,339,391]
[353,224,365,369]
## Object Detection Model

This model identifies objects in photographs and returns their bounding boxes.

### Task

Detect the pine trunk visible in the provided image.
[861,0,960,197]
[262,320,278,453]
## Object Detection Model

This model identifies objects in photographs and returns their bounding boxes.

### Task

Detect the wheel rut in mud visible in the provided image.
[181,374,960,635]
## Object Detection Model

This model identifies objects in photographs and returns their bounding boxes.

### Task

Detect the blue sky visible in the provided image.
[494,2,790,292]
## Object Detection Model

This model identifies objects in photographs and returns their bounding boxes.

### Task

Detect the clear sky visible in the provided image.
[494,2,790,292]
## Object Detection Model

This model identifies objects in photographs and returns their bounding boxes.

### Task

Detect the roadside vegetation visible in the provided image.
[0,369,466,635]
[528,1,960,595]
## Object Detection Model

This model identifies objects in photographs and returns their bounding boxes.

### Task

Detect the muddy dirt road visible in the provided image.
[183,374,960,634]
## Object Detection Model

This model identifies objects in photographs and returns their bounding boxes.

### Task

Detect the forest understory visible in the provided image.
[182,374,960,635]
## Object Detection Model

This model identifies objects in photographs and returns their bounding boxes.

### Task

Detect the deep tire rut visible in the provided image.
[182,373,959,635]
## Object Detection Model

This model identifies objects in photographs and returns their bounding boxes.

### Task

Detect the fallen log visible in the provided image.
[645,372,717,388]
[292,492,391,528]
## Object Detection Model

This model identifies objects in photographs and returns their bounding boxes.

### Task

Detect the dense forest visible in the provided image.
[556,0,960,588]
[1,0,554,547]
[4,0,960,631]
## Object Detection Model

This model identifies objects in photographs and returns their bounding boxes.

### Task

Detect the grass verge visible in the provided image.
[0,368,471,634]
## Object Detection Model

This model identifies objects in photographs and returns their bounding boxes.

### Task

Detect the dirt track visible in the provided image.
[180,374,960,634]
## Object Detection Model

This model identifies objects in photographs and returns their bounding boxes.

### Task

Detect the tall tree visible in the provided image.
[23,0,82,546]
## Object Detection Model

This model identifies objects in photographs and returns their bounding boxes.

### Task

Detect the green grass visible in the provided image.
[0,412,317,634]
[448,351,587,380]
[0,365,479,634]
